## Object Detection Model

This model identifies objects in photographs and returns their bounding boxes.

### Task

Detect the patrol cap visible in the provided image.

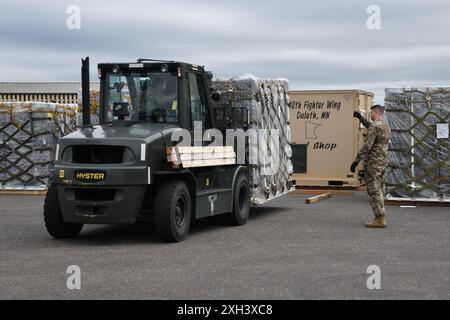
[371,104,385,112]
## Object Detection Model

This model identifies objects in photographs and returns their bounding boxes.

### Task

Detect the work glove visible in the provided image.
[350,161,358,173]
[353,111,363,120]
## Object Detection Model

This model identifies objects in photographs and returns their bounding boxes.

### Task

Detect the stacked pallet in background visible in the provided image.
[0,102,78,190]
[385,88,449,203]
[212,75,294,205]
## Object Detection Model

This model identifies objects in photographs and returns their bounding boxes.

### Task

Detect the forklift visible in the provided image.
[44,58,251,242]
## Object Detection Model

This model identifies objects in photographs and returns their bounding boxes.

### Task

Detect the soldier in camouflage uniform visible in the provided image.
[351,105,391,228]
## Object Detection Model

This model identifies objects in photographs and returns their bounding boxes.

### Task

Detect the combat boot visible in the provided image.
[365,215,386,228]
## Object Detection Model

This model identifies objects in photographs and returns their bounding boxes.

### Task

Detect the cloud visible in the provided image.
[0,0,449,103]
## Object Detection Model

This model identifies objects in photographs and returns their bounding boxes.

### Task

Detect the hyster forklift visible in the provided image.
[44,58,251,242]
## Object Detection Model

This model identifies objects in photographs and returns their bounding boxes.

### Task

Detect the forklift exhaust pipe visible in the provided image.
[81,57,91,127]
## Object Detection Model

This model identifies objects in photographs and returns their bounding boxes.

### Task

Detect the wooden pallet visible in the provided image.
[166,146,236,168]
[385,199,450,207]
[291,186,355,195]
[0,189,47,195]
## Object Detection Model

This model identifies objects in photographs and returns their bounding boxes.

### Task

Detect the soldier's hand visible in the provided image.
[353,111,362,120]
[350,161,358,173]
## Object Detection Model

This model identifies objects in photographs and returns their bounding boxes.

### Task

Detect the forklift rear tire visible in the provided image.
[44,184,83,239]
[227,173,250,226]
[154,181,192,242]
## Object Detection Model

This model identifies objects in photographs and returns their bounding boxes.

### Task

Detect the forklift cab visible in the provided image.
[98,60,215,132]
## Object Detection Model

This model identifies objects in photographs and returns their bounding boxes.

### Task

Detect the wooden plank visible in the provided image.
[296,185,359,191]
[202,152,235,160]
[181,158,236,168]
[290,188,353,196]
[166,146,234,155]
[167,152,235,162]
[291,185,364,195]
[305,193,332,204]
[166,146,236,168]
[0,190,47,195]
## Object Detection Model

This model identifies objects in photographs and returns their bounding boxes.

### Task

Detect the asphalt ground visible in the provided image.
[0,192,448,300]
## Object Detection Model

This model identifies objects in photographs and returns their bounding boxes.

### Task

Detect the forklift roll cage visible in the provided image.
[97,60,217,131]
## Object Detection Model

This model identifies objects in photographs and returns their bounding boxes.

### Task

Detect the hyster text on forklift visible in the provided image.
[44,57,288,242]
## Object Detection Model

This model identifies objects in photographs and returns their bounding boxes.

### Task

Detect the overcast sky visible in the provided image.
[0,0,449,103]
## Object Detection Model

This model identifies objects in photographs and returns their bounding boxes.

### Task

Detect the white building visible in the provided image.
[0,82,100,104]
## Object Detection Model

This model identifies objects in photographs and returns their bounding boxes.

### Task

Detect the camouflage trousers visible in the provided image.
[365,166,387,217]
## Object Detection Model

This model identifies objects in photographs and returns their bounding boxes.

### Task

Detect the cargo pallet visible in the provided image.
[0,189,47,195]
[384,88,449,206]
[290,184,367,196]
[385,199,450,207]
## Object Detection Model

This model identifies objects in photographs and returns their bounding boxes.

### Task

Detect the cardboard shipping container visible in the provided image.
[289,90,374,187]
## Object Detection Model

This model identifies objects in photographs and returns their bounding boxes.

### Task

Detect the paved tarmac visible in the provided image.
[0,192,448,299]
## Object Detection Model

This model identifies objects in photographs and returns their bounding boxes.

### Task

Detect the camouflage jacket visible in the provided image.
[355,119,391,168]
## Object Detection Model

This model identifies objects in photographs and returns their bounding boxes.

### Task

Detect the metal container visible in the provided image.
[289,90,373,187]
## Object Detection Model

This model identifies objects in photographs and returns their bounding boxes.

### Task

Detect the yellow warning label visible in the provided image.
[59,170,65,178]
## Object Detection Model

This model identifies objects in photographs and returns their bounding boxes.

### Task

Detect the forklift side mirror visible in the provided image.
[211,92,220,102]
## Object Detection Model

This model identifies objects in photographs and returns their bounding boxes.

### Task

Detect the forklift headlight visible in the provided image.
[112,65,121,74]
[161,64,169,73]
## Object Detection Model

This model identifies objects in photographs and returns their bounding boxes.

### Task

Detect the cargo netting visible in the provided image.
[212,75,294,205]
[0,102,79,190]
[384,88,449,202]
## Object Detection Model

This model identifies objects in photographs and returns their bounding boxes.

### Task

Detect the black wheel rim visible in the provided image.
[175,195,187,228]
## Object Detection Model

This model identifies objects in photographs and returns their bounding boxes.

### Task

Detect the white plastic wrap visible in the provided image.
[0,102,78,190]
[212,76,293,205]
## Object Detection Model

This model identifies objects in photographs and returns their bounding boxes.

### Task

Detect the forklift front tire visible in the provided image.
[154,181,192,242]
[44,184,83,239]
